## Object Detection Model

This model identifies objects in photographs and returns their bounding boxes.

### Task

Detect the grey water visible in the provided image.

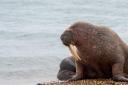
[0,0,128,85]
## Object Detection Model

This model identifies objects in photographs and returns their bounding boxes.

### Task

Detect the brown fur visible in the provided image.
[60,21,128,82]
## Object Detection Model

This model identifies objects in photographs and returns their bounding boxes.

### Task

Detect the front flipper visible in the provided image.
[68,61,84,81]
[112,63,128,82]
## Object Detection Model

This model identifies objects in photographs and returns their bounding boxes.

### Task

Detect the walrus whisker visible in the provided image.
[68,44,81,61]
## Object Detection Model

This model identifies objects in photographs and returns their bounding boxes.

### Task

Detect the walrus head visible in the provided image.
[61,29,81,61]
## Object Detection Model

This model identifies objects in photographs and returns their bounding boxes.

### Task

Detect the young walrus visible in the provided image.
[60,21,128,82]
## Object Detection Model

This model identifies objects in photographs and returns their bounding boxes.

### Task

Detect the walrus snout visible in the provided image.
[60,30,74,46]
[61,35,70,46]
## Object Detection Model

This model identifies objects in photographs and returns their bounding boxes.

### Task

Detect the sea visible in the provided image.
[0,0,128,85]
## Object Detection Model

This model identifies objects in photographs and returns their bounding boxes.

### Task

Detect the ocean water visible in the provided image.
[0,0,128,85]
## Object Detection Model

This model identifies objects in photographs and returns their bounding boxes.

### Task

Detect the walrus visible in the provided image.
[60,21,128,82]
[57,57,76,80]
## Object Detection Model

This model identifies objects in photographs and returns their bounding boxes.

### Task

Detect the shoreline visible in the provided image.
[38,79,128,85]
